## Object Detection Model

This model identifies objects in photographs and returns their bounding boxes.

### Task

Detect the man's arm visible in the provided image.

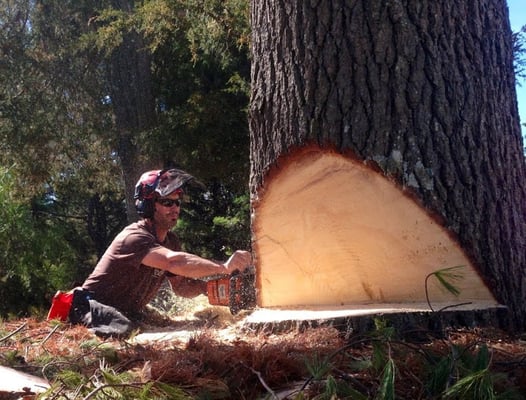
[141,247,252,279]
[167,275,207,298]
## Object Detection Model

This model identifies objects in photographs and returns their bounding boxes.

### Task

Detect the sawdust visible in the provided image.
[134,301,252,345]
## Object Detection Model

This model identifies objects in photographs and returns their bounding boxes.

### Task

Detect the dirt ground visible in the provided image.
[1,302,526,399]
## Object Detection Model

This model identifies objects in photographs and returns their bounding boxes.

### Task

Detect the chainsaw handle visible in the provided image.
[222,250,252,274]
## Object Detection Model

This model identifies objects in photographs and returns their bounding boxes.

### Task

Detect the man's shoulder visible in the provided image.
[124,220,148,232]
[114,221,156,245]
[119,220,152,235]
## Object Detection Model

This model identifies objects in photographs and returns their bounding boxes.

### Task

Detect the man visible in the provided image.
[68,168,252,337]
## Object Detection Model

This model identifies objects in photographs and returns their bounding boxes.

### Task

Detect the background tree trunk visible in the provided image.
[249,0,526,330]
[106,0,159,221]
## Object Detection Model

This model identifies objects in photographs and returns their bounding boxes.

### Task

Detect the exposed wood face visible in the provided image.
[253,150,497,309]
[0,365,49,395]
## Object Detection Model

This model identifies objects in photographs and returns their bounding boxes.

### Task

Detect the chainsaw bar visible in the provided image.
[228,268,256,314]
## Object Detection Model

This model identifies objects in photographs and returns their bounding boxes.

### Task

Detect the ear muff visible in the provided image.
[135,198,156,218]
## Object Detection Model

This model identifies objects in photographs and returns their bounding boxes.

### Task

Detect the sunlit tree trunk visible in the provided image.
[249,0,526,330]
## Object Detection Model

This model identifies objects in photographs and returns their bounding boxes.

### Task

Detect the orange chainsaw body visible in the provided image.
[206,269,255,314]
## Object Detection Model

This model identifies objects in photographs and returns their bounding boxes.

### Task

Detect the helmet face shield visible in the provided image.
[133,168,203,218]
[155,169,197,197]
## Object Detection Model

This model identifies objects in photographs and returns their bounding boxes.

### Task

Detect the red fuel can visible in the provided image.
[47,290,74,321]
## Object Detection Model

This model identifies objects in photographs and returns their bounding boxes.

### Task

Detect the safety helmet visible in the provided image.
[134,168,197,218]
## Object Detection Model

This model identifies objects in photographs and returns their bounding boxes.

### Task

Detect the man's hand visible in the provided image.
[223,250,253,273]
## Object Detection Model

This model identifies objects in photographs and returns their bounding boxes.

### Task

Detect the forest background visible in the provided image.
[0,0,525,319]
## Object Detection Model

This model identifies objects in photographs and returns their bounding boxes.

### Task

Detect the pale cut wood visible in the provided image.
[0,365,49,396]
[253,150,498,309]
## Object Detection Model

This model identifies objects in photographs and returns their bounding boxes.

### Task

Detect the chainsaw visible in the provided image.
[48,268,257,321]
[206,267,256,314]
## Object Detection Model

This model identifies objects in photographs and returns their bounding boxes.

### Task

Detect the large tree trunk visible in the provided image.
[249,0,526,330]
[105,0,159,221]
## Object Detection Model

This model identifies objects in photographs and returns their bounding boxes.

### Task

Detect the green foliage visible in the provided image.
[376,358,396,400]
[177,184,250,260]
[139,0,250,189]
[311,375,338,400]
[1,349,23,367]
[3,317,522,400]
[368,319,397,399]
[425,343,522,400]
[425,265,466,311]
[426,352,454,395]
[304,359,369,400]
[0,0,114,193]
[370,318,396,374]
[430,266,464,296]
[443,368,516,400]
[301,318,400,399]
[304,353,333,381]
[513,25,526,85]
[83,0,251,190]
[55,369,86,389]
[47,361,192,399]
[0,167,78,317]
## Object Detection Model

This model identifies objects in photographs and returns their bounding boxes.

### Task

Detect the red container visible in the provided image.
[47,290,73,321]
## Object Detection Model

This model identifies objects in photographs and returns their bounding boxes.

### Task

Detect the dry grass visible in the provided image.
[1,304,526,399]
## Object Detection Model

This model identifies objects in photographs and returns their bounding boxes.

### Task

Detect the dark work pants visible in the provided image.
[68,289,134,338]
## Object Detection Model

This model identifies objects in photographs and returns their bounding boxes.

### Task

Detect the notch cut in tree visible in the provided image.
[252,147,497,310]
[249,1,526,329]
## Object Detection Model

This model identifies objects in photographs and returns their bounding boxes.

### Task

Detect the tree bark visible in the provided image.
[249,0,526,330]
[105,0,159,221]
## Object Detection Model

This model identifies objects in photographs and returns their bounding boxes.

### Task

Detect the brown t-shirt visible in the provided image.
[81,220,180,314]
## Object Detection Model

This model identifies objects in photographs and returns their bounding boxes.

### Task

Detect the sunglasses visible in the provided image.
[156,198,182,207]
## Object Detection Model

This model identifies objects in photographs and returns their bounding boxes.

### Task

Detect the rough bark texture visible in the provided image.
[106,0,158,221]
[249,0,526,330]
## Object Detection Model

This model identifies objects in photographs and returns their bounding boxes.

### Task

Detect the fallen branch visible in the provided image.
[0,322,27,343]
[82,382,144,400]
[437,302,473,313]
[40,324,61,346]
[240,362,278,400]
